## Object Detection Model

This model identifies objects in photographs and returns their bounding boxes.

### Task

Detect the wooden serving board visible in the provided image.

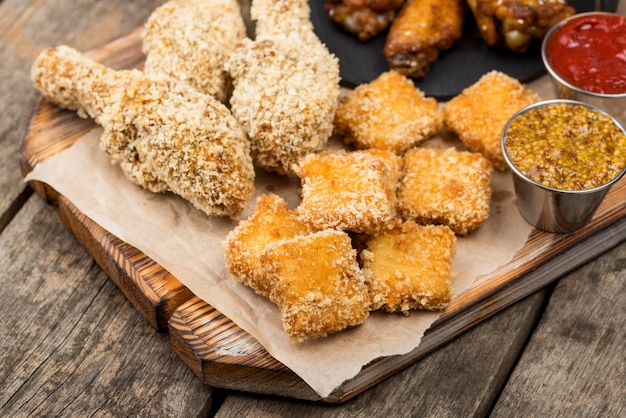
[21,27,626,402]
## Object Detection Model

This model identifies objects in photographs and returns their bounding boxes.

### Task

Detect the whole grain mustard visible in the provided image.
[503,102,626,191]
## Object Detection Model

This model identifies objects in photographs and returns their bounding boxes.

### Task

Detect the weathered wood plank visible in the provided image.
[0,196,214,417]
[491,241,626,417]
[18,1,626,400]
[214,290,548,417]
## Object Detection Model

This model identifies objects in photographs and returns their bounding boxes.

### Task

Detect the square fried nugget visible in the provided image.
[443,70,540,170]
[297,150,398,233]
[259,230,370,342]
[398,147,493,235]
[361,221,456,314]
[335,70,442,154]
[224,193,310,297]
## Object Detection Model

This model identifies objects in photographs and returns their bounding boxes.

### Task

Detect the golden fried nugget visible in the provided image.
[361,221,456,313]
[384,0,465,78]
[297,150,398,233]
[398,147,493,235]
[260,230,370,342]
[443,70,540,170]
[224,194,310,297]
[335,70,443,154]
[467,0,574,53]
[31,46,255,218]
[142,0,246,102]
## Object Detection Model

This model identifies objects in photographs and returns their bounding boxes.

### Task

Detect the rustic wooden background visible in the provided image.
[1,0,624,416]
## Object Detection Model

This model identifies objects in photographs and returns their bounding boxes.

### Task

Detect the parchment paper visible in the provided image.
[25,121,534,397]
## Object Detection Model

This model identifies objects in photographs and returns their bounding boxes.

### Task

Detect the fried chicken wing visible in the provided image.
[324,0,405,41]
[31,46,255,218]
[142,0,246,103]
[226,0,341,175]
[467,0,574,52]
[384,0,465,78]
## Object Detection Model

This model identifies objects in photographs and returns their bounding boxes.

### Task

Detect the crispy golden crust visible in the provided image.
[224,194,310,297]
[384,0,465,78]
[443,70,540,171]
[31,46,255,218]
[335,70,443,153]
[227,0,340,175]
[467,0,574,52]
[398,147,493,235]
[324,0,405,41]
[361,221,456,313]
[296,150,399,233]
[142,0,246,103]
[260,230,370,342]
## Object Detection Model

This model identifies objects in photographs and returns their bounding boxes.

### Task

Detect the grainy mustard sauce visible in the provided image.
[504,103,626,191]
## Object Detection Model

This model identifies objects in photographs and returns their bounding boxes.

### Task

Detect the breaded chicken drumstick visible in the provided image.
[142,0,247,103]
[31,46,255,218]
[226,0,341,175]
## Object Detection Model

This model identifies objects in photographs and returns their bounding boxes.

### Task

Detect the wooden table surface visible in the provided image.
[1,1,624,417]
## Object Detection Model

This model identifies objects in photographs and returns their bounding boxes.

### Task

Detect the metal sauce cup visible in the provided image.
[501,100,626,233]
[542,12,626,126]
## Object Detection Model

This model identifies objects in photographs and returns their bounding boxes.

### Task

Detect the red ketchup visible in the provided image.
[545,13,626,94]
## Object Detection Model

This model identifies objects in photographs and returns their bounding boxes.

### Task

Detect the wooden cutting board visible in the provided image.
[20,26,626,403]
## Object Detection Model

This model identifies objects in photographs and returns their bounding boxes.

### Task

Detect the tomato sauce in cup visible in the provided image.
[544,13,626,95]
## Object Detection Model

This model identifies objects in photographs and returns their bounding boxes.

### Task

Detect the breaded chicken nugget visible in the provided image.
[31,46,255,218]
[398,147,493,235]
[297,150,398,233]
[226,0,341,175]
[142,0,246,103]
[260,229,371,342]
[384,0,465,78]
[443,70,540,170]
[361,221,456,314]
[224,193,310,297]
[335,70,443,154]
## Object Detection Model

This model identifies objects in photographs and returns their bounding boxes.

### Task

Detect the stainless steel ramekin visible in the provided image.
[501,100,626,233]
[541,12,626,126]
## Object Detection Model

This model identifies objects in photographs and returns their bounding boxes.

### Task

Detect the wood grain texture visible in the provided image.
[59,195,193,331]
[17,1,626,403]
[0,196,214,417]
[215,290,548,417]
[491,241,626,417]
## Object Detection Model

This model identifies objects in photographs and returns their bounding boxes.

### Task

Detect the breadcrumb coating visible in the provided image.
[142,0,246,103]
[259,230,371,342]
[361,221,456,314]
[31,45,255,218]
[443,70,540,170]
[224,193,310,297]
[226,0,341,175]
[398,147,493,235]
[335,70,443,154]
[297,150,399,234]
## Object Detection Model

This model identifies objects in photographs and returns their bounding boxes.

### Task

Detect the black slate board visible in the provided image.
[310,0,619,100]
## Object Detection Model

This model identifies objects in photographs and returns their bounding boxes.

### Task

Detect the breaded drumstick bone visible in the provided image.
[142,0,246,102]
[227,0,341,175]
[31,46,255,218]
